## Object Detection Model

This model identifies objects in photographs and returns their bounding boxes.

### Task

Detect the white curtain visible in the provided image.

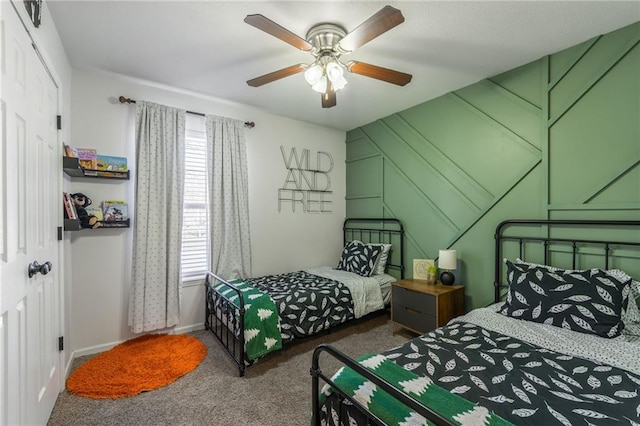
[129,101,186,333]
[206,115,251,279]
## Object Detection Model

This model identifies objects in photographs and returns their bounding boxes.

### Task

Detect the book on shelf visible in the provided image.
[96,155,128,172]
[63,144,78,158]
[85,205,104,222]
[63,192,77,219]
[102,200,128,222]
[62,193,71,219]
[68,193,78,219]
[76,148,97,170]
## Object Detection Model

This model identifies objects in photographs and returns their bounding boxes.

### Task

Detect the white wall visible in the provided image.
[68,69,346,354]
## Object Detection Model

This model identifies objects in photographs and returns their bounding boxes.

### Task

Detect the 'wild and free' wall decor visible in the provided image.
[279,146,333,213]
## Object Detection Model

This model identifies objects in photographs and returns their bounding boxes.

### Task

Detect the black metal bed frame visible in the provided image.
[343,218,405,279]
[204,271,250,375]
[311,218,640,426]
[204,217,405,377]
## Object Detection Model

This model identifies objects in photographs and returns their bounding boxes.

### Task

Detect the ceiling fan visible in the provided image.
[244,5,412,108]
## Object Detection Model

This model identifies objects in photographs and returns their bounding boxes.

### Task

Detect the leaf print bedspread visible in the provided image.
[456,307,640,375]
[246,271,355,344]
[383,321,640,425]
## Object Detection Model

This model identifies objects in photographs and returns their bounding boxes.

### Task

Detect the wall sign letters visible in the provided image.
[278,146,333,213]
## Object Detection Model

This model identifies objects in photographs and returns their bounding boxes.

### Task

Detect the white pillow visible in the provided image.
[367,243,392,275]
[607,269,640,333]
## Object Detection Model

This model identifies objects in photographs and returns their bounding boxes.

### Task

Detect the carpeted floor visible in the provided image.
[48,312,412,426]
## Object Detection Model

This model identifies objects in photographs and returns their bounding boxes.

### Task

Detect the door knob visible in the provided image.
[28,261,53,278]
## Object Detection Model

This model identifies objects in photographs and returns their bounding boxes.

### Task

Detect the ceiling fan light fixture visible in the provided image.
[304,63,324,85]
[312,77,328,93]
[325,60,343,81]
[244,6,411,108]
[331,74,348,91]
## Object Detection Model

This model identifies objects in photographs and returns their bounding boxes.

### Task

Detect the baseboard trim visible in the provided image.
[174,323,206,334]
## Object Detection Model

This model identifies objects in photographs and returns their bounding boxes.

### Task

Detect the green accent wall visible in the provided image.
[346,22,640,309]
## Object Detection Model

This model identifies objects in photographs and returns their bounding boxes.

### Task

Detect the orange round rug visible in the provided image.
[66,333,207,399]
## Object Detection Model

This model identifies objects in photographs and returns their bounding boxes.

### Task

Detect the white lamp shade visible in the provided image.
[326,61,343,82]
[311,77,328,93]
[438,250,457,270]
[332,74,348,91]
[304,64,323,85]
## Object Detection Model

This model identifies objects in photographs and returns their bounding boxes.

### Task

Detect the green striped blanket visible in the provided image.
[213,279,282,360]
[321,354,514,426]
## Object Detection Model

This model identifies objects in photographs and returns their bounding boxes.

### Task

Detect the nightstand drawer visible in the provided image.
[392,306,436,334]
[391,279,465,336]
[392,285,436,315]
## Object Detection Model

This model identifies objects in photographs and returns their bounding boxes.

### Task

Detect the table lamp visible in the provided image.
[438,249,457,286]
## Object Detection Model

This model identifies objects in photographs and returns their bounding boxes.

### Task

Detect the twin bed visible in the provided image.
[311,219,640,425]
[204,218,404,376]
[204,217,639,425]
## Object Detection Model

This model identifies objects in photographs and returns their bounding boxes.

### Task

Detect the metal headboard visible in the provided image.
[343,217,405,279]
[494,219,640,303]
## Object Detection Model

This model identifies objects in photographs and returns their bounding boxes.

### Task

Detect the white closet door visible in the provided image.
[0,1,62,424]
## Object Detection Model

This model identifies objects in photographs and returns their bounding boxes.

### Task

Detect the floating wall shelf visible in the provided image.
[63,157,130,180]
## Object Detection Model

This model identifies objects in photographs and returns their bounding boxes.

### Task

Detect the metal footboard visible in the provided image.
[204,271,253,376]
[310,344,455,426]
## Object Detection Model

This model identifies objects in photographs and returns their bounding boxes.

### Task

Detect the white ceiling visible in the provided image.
[47,1,640,131]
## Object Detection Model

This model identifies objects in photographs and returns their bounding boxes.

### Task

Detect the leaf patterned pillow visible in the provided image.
[515,259,640,327]
[500,260,631,338]
[336,241,382,277]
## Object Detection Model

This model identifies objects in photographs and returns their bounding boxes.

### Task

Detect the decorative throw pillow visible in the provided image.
[628,281,640,336]
[606,269,640,321]
[501,260,631,338]
[336,241,382,277]
[515,259,640,327]
[367,243,392,275]
[607,269,640,337]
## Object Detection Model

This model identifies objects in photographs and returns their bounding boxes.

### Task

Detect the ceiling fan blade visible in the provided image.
[345,61,412,86]
[321,87,337,108]
[244,14,313,52]
[246,64,308,87]
[337,6,404,52]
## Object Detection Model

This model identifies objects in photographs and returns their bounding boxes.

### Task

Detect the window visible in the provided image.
[181,115,209,282]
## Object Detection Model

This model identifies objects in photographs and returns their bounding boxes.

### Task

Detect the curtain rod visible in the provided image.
[118,96,255,129]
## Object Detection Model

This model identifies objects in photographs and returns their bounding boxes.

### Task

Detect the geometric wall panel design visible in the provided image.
[346,22,640,308]
[587,164,639,205]
[348,62,543,271]
[549,33,639,206]
[490,60,543,109]
[346,154,380,200]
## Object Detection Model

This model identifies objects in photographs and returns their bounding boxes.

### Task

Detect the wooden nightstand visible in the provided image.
[391,279,465,335]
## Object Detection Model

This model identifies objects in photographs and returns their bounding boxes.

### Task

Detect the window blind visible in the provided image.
[181,117,209,282]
